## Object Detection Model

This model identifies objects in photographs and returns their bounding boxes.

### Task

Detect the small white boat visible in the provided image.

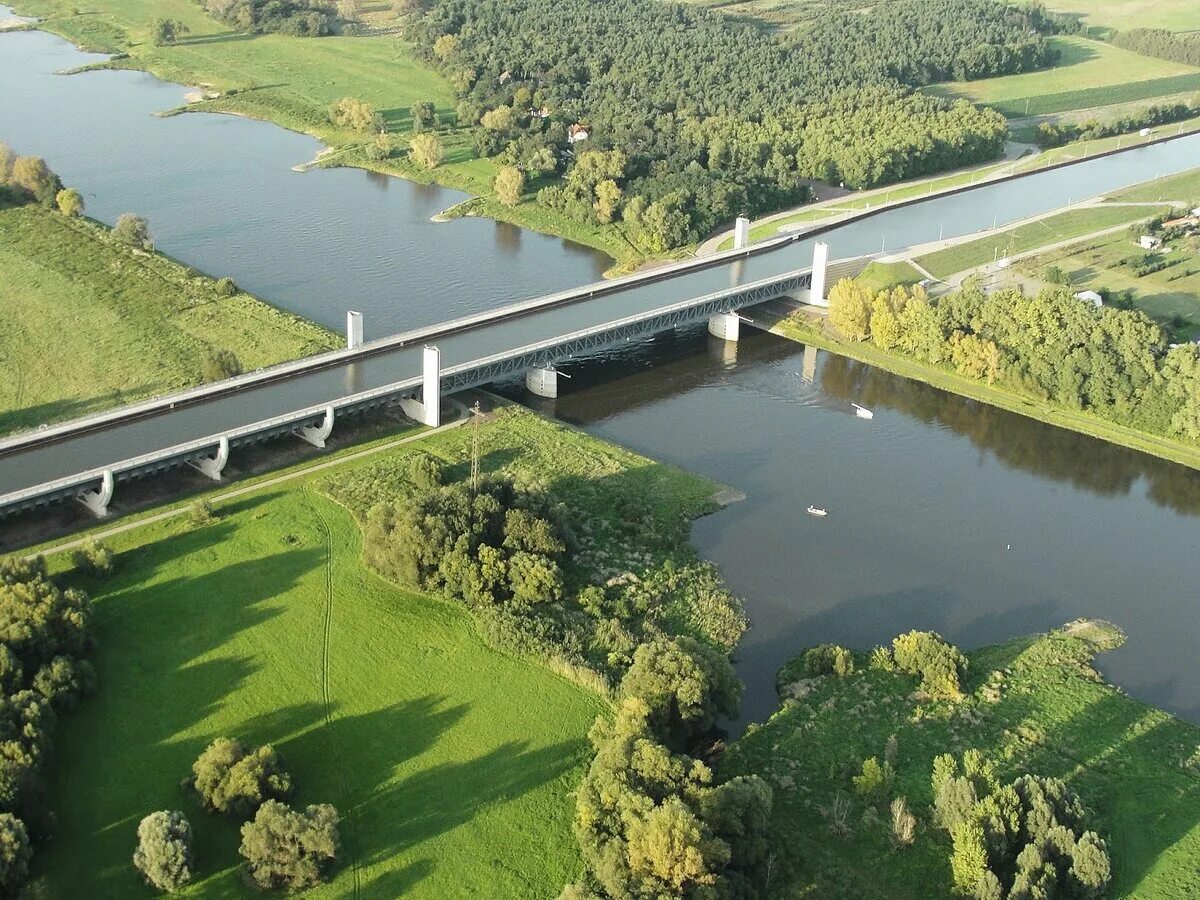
[806,505,828,517]
[852,403,874,419]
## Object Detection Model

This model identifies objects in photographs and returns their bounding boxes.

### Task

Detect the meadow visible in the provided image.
[914,204,1166,280]
[1044,0,1200,35]
[26,406,723,898]
[927,35,1200,117]
[0,203,337,435]
[724,621,1200,897]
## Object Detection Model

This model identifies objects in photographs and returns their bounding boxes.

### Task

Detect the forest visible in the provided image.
[1111,28,1200,67]
[408,0,1060,250]
[196,0,338,36]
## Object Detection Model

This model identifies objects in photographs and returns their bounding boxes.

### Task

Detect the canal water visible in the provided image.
[4,17,1200,729]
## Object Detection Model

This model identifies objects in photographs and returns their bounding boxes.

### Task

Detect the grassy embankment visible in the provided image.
[913,204,1170,280]
[0,201,337,435]
[724,621,1200,898]
[853,260,924,293]
[8,0,644,267]
[27,405,722,898]
[927,34,1200,117]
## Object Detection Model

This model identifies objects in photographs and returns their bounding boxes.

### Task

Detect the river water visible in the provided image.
[4,19,1200,728]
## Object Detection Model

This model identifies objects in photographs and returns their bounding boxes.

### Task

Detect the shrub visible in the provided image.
[151,17,188,45]
[892,630,966,698]
[71,539,114,578]
[214,276,238,296]
[112,213,153,250]
[890,796,916,849]
[869,646,896,671]
[201,349,243,382]
[133,810,194,893]
[55,188,84,217]
[406,453,446,491]
[32,655,96,711]
[802,643,854,677]
[851,756,894,803]
[188,500,216,526]
[190,738,293,819]
[239,800,339,891]
[364,133,392,161]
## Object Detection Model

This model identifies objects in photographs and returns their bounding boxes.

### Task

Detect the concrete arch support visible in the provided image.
[77,470,114,518]
[708,311,740,342]
[526,366,559,399]
[189,436,230,481]
[296,406,335,448]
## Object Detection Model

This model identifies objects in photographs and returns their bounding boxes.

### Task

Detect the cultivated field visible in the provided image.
[1044,0,1200,34]
[0,203,337,436]
[928,35,1200,117]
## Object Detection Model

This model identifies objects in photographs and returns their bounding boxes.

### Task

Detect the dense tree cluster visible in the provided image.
[407,0,1036,248]
[0,556,95,894]
[826,278,1200,447]
[933,751,1111,898]
[801,643,855,677]
[196,0,339,36]
[567,696,772,899]
[1111,28,1200,67]
[890,630,968,698]
[1036,101,1196,148]
[0,144,62,208]
[188,737,294,819]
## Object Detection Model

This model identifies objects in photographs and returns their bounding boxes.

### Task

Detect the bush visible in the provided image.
[214,276,238,297]
[71,539,114,578]
[239,800,339,891]
[851,756,894,803]
[133,810,194,893]
[190,738,293,819]
[188,500,216,526]
[112,213,153,250]
[55,188,84,217]
[32,655,96,711]
[890,796,916,849]
[364,134,392,161]
[802,643,854,677]
[892,630,966,698]
[201,349,243,382]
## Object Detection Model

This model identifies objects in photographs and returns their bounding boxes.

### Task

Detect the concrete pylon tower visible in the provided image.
[810,242,830,307]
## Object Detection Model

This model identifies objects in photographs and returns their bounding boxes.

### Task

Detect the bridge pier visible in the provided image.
[809,241,830,307]
[188,436,229,481]
[733,216,750,250]
[525,366,558,399]
[708,311,740,342]
[295,406,335,448]
[346,311,364,350]
[802,343,818,384]
[400,345,442,427]
[77,470,114,519]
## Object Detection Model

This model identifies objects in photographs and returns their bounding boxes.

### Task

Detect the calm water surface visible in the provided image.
[5,16,1200,729]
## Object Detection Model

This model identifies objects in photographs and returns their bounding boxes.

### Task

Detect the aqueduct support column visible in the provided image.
[402,346,442,427]
[296,406,335,448]
[526,366,559,399]
[346,311,364,350]
[77,470,114,518]
[189,436,230,481]
[809,241,830,307]
[707,311,740,342]
[733,216,751,250]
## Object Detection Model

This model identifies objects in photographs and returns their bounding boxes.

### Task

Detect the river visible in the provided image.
[4,17,1200,729]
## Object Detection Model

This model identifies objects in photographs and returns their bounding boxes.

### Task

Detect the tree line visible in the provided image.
[827,278,1200,447]
[195,0,339,36]
[406,0,1060,249]
[1036,100,1197,148]
[1110,28,1200,67]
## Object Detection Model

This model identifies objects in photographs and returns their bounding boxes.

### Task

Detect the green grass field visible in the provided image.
[0,203,337,435]
[1044,0,1200,34]
[853,260,924,293]
[723,622,1200,897]
[928,35,1200,117]
[914,204,1166,279]
[26,405,728,897]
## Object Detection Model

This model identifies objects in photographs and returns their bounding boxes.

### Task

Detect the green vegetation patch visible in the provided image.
[1043,0,1200,35]
[915,204,1166,279]
[854,260,924,293]
[722,622,1200,897]
[928,35,1200,117]
[0,202,337,435]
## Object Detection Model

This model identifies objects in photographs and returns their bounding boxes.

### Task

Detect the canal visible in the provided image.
[4,17,1200,729]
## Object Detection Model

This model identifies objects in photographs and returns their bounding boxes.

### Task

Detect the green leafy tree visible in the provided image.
[190,738,294,819]
[151,18,188,45]
[239,801,339,891]
[112,213,154,250]
[71,539,114,578]
[10,156,61,207]
[851,756,894,804]
[828,278,874,341]
[133,810,194,893]
[410,100,437,132]
[0,142,14,183]
[409,132,444,168]
[617,636,740,749]
[892,630,967,698]
[0,814,31,896]
[494,165,525,206]
[330,97,384,132]
[55,188,84,217]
